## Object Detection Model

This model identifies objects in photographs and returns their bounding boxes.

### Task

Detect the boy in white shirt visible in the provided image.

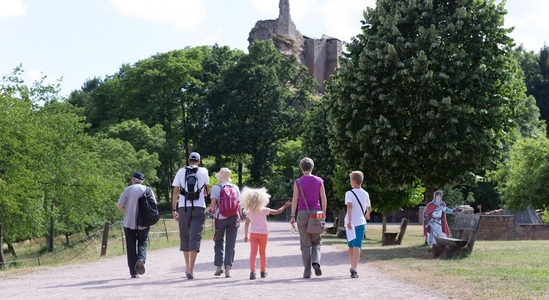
[344,171,371,278]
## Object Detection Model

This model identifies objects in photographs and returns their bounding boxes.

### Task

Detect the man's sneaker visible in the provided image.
[186,272,194,280]
[312,263,322,276]
[225,265,231,278]
[131,274,139,278]
[260,271,268,278]
[249,272,256,280]
[136,259,145,275]
[350,268,359,278]
[214,266,223,276]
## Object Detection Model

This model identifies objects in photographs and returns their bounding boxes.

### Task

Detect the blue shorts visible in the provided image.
[347,225,365,248]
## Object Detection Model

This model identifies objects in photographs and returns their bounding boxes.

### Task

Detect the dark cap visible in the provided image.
[132,172,145,180]
[189,152,201,161]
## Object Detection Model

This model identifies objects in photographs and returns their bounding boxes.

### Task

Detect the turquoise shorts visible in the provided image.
[347,225,365,248]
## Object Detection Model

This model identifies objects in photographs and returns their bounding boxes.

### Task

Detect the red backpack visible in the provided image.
[218,184,239,217]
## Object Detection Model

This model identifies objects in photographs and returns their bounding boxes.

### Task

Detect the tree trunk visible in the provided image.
[65,233,70,246]
[47,197,56,251]
[382,212,387,233]
[7,243,16,257]
[238,162,243,187]
[425,185,435,202]
[0,223,4,268]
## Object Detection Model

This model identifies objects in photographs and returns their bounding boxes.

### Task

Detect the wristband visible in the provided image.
[290,215,295,218]
[172,208,177,212]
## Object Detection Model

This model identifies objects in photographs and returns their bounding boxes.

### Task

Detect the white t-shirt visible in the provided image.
[210,181,241,219]
[172,166,210,208]
[344,188,371,227]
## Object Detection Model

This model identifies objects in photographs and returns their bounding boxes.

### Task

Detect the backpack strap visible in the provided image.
[296,179,311,214]
[350,190,366,216]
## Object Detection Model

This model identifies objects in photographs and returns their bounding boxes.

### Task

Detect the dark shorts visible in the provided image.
[178,207,205,252]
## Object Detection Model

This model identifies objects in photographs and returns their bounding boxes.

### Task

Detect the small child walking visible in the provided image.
[241,187,291,280]
[345,171,371,278]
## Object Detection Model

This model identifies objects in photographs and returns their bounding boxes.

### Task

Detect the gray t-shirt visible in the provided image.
[118,183,156,229]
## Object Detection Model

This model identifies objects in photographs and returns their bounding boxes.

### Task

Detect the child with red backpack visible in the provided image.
[241,187,291,279]
[208,168,242,278]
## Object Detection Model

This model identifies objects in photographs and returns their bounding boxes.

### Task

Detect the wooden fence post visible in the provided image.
[100,221,110,257]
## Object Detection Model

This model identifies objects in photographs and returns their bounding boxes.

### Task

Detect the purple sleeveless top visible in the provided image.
[296,175,323,211]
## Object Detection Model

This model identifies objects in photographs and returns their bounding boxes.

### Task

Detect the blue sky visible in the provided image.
[1,0,547,97]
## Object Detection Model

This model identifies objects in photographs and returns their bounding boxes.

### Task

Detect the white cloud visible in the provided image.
[108,0,208,32]
[248,0,316,22]
[320,0,372,42]
[249,0,279,19]
[504,1,549,51]
[0,0,28,19]
[197,28,223,47]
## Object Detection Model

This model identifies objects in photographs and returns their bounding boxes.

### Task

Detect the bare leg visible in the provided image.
[183,251,191,273]
[348,247,352,268]
[189,250,198,273]
[350,247,360,271]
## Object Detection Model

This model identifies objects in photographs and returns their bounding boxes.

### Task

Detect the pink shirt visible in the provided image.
[246,208,271,234]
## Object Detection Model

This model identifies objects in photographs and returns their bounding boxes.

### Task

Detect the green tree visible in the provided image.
[327,0,521,200]
[489,137,549,213]
[302,98,338,211]
[0,72,47,264]
[70,48,210,201]
[514,45,549,133]
[200,41,316,185]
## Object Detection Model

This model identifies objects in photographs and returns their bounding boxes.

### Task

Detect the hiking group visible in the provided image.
[118,153,372,280]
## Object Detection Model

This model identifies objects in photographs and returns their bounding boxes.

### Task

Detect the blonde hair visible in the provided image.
[240,187,271,214]
[350,171,363,185]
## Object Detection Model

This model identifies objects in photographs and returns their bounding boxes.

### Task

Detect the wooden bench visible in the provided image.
[382,218,408,246]
[432,214,481,259]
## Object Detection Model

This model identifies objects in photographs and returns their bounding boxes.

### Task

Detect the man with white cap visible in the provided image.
[171,152,210,279]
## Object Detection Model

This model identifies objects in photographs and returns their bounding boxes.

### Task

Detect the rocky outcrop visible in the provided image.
[248,0,341,93]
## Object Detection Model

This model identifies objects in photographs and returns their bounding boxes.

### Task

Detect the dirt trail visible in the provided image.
[0,221,452,300]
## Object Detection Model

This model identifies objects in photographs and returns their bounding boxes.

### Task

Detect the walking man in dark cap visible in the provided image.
[117,172,156,278]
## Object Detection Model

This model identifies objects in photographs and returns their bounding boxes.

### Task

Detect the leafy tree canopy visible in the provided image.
[327,0,522,192]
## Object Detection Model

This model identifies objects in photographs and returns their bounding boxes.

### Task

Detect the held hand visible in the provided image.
[284,201,291,207]
[244,236,248,243]
[172,211,179,221]
[347,223,352,230]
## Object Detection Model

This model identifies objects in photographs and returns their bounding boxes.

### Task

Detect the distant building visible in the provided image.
[248,0,342,94]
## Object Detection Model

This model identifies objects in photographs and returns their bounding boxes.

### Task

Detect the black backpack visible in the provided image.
[180,166,205,211]
[137,187,160,227]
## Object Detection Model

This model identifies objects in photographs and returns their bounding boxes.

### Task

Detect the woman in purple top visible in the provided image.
[289,157,327,278]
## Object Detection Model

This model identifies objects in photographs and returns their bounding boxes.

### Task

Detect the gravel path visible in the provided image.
[0,221,452,300]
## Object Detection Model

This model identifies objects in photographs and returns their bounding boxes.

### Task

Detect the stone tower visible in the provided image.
[248,0,342,93]
[277,0,291,36]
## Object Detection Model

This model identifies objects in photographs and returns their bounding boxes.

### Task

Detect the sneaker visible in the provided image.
[131,274,139,278]
[260,271,268,278]
[350,268,358,278]
[186,272,194,280]
[214,266,223,276]
[312,263,322,276]
[225,265,231,278]
[249,272,256,280]
[136,259,145,275]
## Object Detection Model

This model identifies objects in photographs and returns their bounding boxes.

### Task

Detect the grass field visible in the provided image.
[323,223,549,300]
[2,221,549,299]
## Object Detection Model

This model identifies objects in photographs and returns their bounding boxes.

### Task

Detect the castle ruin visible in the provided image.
[248,0,342,94]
